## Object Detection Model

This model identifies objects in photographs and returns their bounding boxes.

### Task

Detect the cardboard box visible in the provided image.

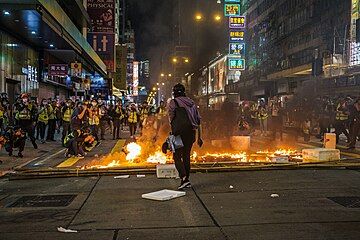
[323,133,336,149]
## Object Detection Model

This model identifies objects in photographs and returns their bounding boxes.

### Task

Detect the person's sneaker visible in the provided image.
[76,154,85,159]
[178,179,191,190]
[18,152,24,158]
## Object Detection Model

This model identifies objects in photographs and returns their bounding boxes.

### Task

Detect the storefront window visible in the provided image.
[0,29,39,96]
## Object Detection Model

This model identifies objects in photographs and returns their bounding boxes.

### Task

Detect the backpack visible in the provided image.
[171,99,193,135]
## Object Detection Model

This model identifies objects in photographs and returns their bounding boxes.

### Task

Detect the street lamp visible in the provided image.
[214,14,221,22]
[160,73,165,77]
[172,57,178,63]
[168,73,172,77]
[184,58,189,63]
[195,13,203,21]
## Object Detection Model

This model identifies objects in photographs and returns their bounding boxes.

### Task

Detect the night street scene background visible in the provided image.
[0,0,359,239]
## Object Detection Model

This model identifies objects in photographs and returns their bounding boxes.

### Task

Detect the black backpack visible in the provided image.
[171,99,193,135]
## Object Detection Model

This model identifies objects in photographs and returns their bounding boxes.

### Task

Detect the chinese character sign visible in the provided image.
[224,4,241,17]
[228,58,245,70]
[48,64,68,76]
[229,43,245,56]
[225,0,240,2]
[229,16,245,28]
[229,30,245,42]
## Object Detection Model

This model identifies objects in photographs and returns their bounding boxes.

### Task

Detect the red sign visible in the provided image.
[48,64,68,76]
[87,0,115,33]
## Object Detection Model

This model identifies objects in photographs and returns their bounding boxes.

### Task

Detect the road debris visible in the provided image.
[57,227,78,233]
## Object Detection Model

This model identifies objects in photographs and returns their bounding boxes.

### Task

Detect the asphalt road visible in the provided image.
[1,170,360,239]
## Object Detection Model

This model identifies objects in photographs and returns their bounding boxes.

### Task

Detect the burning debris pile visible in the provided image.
[81,141,303,170]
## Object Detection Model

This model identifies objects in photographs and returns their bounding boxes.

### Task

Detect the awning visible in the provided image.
[0,0,107,76]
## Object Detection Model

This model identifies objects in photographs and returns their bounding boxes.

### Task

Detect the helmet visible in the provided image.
[172,83,185,96]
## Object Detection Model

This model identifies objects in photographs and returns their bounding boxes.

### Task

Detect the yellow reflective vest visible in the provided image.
[89,107,100,125]
[62,108,73,123]
[38,107,49,124]
[128,111,138,123]
[335,104,348,121]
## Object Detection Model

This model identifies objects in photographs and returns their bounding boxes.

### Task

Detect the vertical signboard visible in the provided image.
[88,32,115,72]
[229,16,246,28]
[133,61,139,96]
[87,0,115,32]
[228,57,245,70]
[224,4,241,17]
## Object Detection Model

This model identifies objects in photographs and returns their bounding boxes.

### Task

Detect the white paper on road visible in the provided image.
[57,227,78,233]
[270,194,280,198]
[114,175,130,179]
[137,174,146,178]
[142,189,186,201]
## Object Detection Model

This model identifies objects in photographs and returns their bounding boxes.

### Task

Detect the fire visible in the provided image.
[125,142,142,162]
[146,151,169,164]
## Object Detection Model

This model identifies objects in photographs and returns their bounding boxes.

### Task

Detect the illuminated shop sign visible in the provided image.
[229,16,245,28]
[229,30,245,42]
[229,43,245,55]
[228,57,245,70]
[224,4,241,17]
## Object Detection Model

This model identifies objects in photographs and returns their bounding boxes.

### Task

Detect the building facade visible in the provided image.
[0,0,107,103]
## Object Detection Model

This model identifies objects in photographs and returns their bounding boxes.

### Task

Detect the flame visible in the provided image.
[125,142,142,162]
[146,151,169,164]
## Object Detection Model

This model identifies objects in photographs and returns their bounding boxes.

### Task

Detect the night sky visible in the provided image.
[128,0,228,83]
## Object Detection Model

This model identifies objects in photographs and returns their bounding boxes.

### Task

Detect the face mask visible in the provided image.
[22,99,28,103]
[43,102,47,105]
[92,102,97,107]
[66,103,71,107]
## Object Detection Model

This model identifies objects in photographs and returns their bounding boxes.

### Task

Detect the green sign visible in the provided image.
[228,58,245,70]
[224,4,241,17]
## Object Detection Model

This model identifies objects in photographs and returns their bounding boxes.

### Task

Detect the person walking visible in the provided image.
[168,83,203,190]
[99,100,108,140]
[347,98,360,150]
[37,99,49,144]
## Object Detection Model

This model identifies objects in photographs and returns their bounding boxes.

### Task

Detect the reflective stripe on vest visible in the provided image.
[38,108,48,123]
[128,111,138,123]
[62,109,72,122]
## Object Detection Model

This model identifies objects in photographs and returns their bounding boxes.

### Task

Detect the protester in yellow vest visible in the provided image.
[89,99,100,143]
[112,101,125,139]
[46,100,57,141]
[61,99,74,143]
[128,103,139,138]
[37,99,49,143]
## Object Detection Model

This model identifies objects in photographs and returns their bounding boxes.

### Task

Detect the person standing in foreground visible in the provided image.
[168,83,203,190]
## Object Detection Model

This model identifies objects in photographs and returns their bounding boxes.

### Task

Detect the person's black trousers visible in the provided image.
[113,119,121,139]
[18,119,37,148]
[173,129,196,180]
[38,121,47,140]
[47,119,56,140]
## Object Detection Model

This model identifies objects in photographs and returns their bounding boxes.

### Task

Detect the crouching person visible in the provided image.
[64,129,86,158]
[2,126,26,158]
